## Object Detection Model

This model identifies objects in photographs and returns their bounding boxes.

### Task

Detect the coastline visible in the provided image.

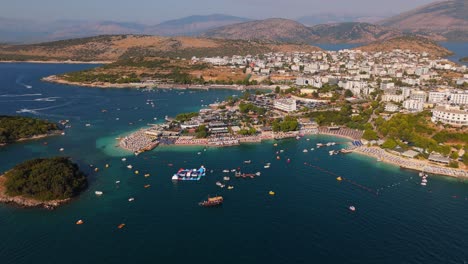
[0,130,63,147]
[0,60,111,64]
[42,75,271,90]
[0,175,70,209]
[352,146,468,179]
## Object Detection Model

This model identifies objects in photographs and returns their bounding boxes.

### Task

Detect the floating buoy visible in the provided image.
[336,177,342,181]
[269,191,275,196]
[76,219,84,225]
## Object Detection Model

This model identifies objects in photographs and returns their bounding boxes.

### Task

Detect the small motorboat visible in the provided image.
[349,206,356,212]
[255,172,261,176]
[144,174,150,177]
[105,164,109,168]
[336,177,342,181]
[121,158,127,162]
[223,176,230,181]
[244,160,252,164]
[264,165,270,169]
[303,149,308,153]
[231,169,236,172]
[59,148,64,152]
[115,181,121,184]
[127,165,133,169]
[422,179,428,183]
[215,181,222,186]
[222,169,229,173]
[227,186,234,190]
[94,168,99,172]
[280,150,284,153]
[144,184,151,188]
[197,152,202,155]
[269,191,275,196]
[128,198,135,202]
[118,223,126,229]
[421,182,427,186]
[76,219,84,225]
[95,191,103,196]
[134,170,139,174]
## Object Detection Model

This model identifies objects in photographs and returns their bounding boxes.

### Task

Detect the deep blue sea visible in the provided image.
[0,60,467,264]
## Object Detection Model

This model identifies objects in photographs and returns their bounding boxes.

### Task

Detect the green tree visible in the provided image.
[195,125,208,138]
[344,89,353,98]
[363,129,379,140]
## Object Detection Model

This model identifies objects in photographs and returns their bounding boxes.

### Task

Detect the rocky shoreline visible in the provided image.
[42,75,271,90]
[1,130,63,147]
[0,176,70,209]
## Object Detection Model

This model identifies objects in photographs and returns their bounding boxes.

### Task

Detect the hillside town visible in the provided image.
[119,47,468,177]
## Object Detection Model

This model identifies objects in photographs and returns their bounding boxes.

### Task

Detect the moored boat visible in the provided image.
[199,196,223,207]
[172,166,206,181]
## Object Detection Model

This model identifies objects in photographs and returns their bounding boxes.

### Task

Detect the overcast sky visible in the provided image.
[1,0,436,23]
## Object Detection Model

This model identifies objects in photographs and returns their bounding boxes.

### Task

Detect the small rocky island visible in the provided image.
[460,57,468,62]
[0,115,61,146]
[0,157,88,209]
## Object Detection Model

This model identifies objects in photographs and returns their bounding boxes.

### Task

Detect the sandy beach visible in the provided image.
[353,147,468,179]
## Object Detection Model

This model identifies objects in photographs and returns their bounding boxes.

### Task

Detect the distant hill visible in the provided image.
[146,14,250,36]
[202,19,418,44]
[298,14,388,26]
[201,18,318,43]
[378,0,468,41]
[0,14,250,43]
[0,35,322,62]
[309,22,402,44]
[354,36,453,57]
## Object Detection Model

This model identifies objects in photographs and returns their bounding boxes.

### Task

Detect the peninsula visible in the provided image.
[0,157,88,209]
[0,115,61,146]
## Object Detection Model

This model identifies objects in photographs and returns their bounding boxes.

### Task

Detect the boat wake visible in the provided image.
[16,76,33,89]
[34,97,60,102]
[16,102,72,115]
[0,93,42,97]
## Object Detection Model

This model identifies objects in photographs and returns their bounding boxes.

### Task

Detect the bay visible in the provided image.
[0,61,467,264]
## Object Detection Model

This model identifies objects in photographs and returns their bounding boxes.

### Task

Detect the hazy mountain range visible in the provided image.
[1,0,468,44]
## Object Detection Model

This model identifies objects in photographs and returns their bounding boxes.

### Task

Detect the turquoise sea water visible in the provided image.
[0,63,467,264]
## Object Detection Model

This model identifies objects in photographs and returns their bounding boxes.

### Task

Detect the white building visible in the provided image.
[449,91,468,105]
[274,98,297,112]
[403,99,424,112]
[428,91,450,103]
[431,105,468,127]
[385,103,399,112]
[410,91,427,103]
[380,82,395,90]
[382,94,404,103]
